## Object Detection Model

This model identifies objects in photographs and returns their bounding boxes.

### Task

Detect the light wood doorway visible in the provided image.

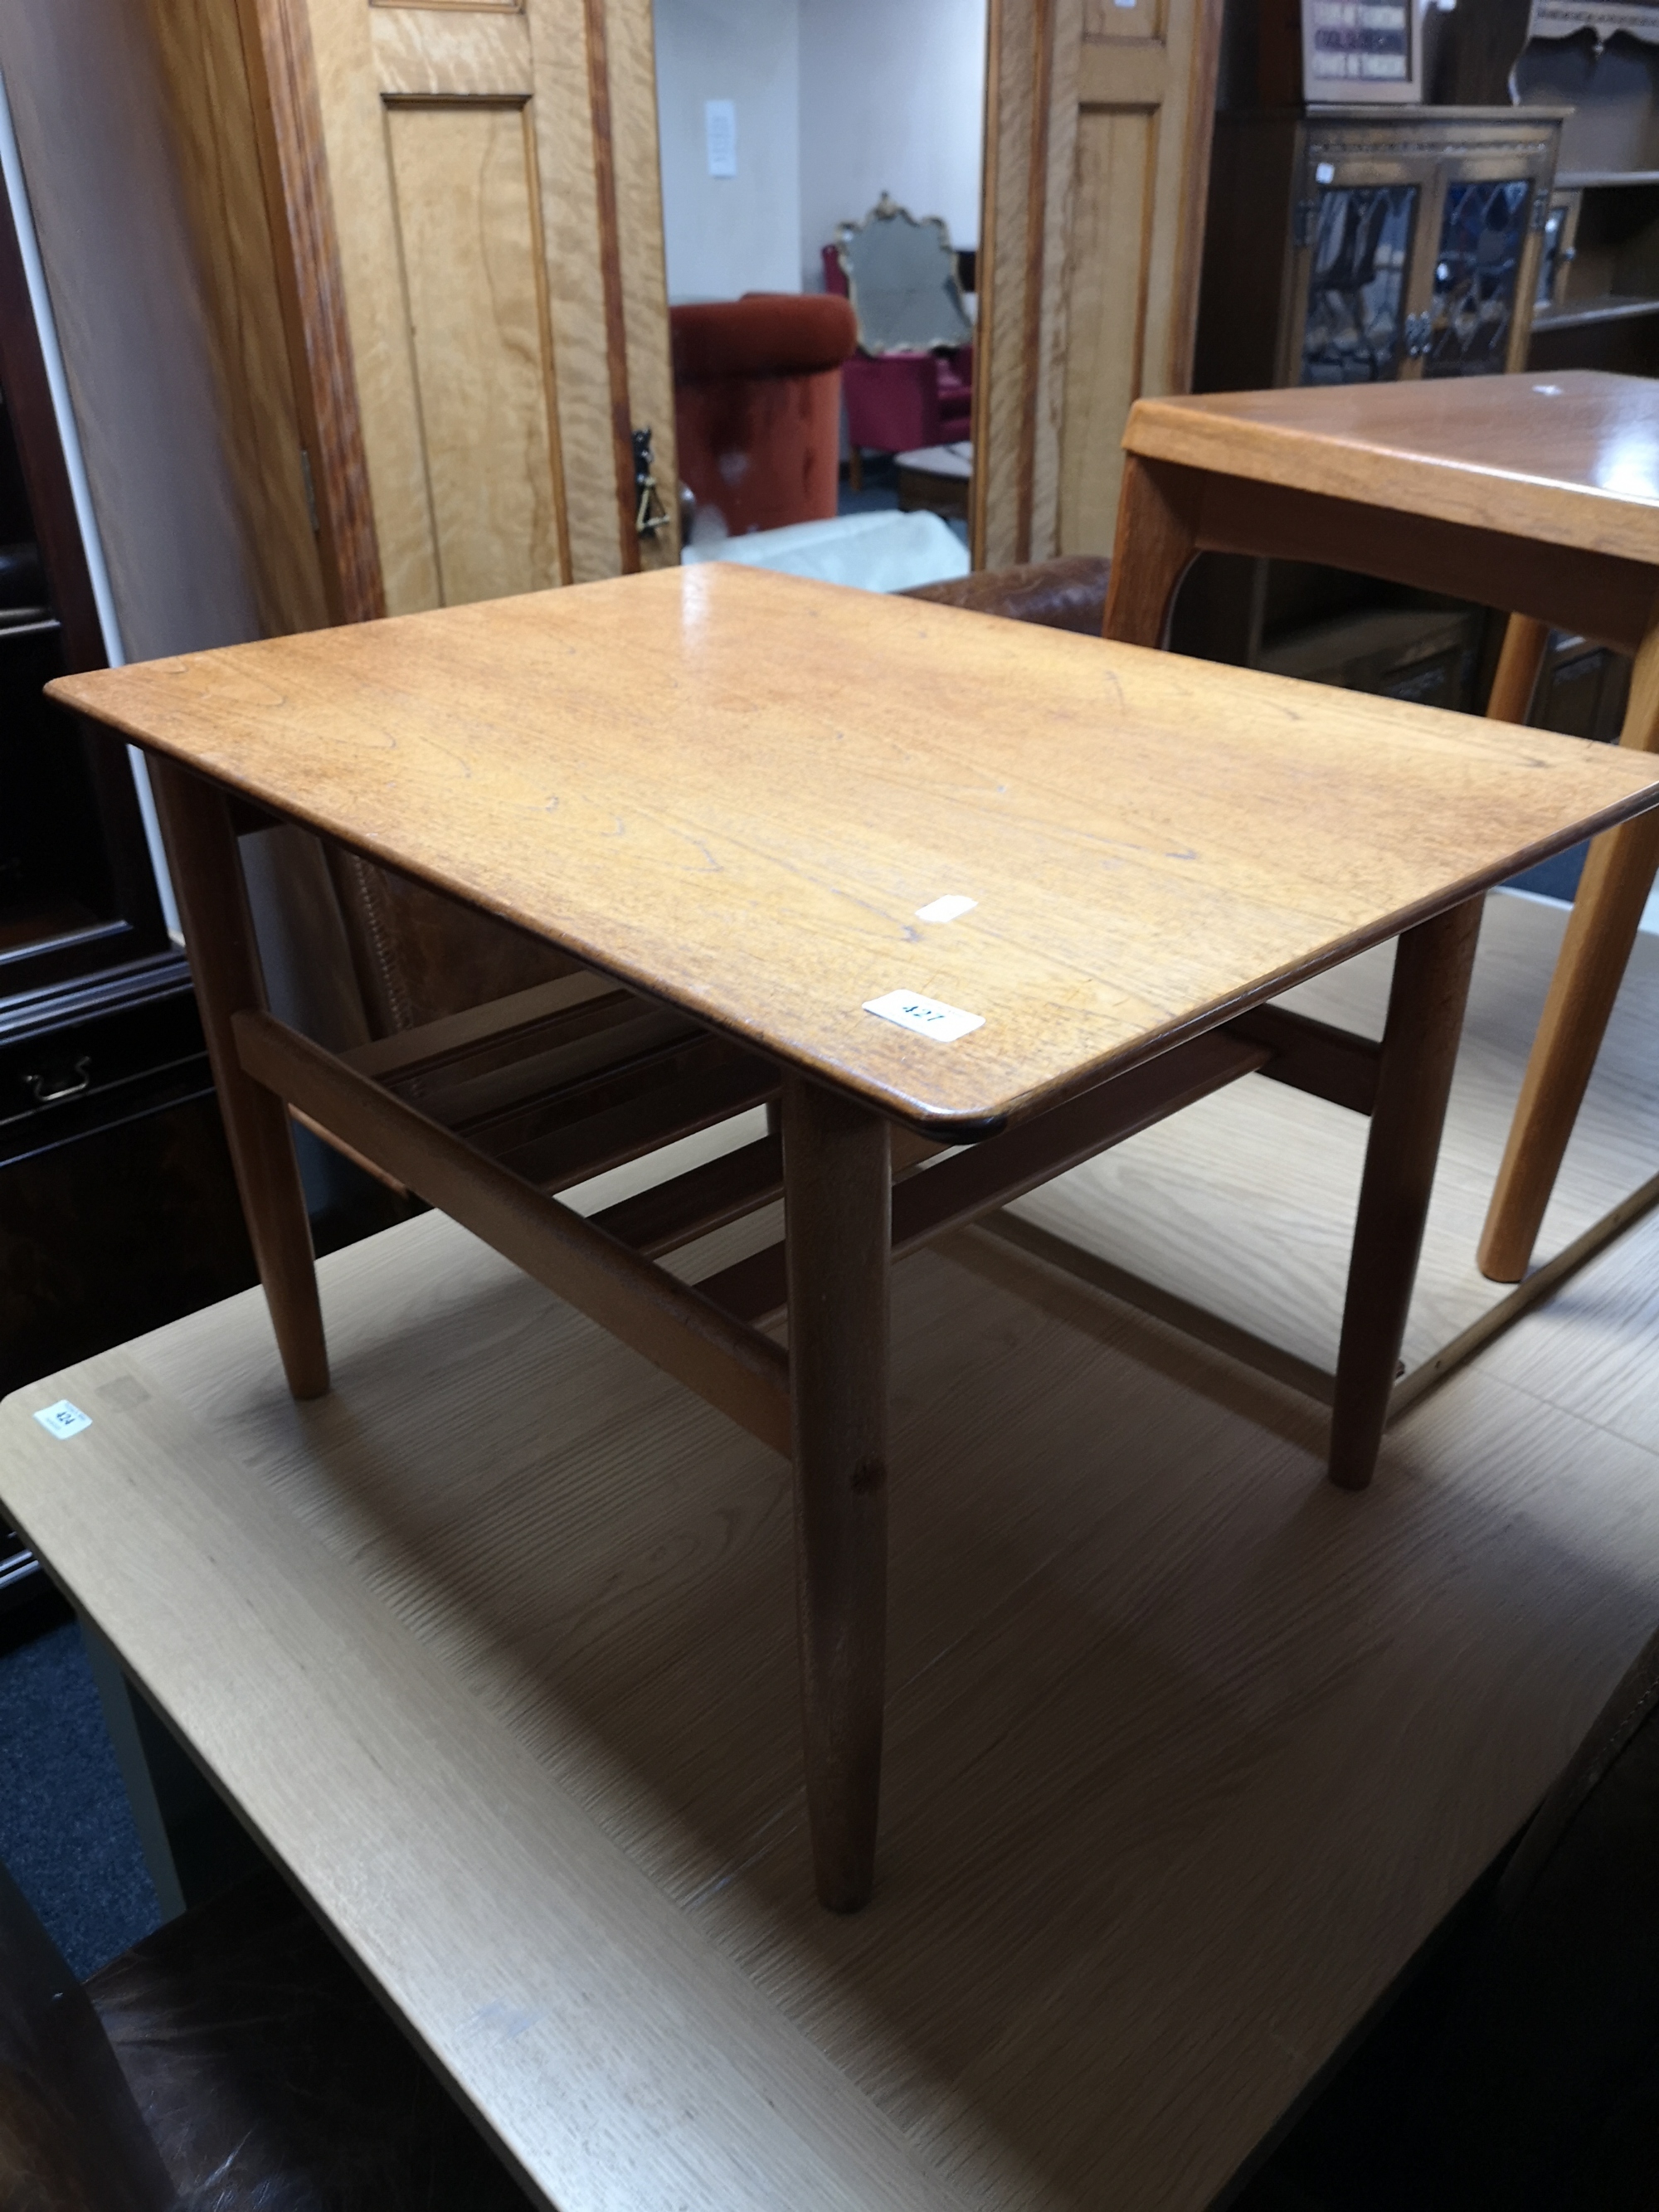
[152,0,681,637]
[972,0,1225,569]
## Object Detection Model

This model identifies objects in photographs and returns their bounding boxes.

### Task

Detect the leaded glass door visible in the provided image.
[1274,114,1560,390]
[1421,176,1537,377]
[1297,182,1422,383]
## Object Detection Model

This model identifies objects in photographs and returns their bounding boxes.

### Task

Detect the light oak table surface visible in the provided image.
[1125,368,1659,560]
[8,1149,1659,2208]
[51,561,1659,1136]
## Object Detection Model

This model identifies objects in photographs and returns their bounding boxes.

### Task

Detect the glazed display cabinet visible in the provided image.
[1198,106,1567,391]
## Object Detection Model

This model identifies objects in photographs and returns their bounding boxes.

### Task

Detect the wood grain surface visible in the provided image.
[9,1098,1659,2205]
[144,0,334,639]
[1125,370,1659,562]
[239,0,387,624]
[51,565,1659,1134]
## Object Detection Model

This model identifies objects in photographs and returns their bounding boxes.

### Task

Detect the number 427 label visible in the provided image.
[35,1399,92,1439]
[864,990,985,1043]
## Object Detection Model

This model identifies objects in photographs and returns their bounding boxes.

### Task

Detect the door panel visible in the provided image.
[1058,105,1158,557]
[975,0,1224,566]
[382,97,571,603]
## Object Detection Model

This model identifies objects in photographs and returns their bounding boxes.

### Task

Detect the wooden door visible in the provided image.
[182,0,679,628]
[972,0,1224,570]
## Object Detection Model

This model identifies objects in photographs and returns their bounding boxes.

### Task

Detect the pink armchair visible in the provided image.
[822,241,973,459]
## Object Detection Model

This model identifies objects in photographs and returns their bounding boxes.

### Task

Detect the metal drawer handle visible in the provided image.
[27,1057,90,1105]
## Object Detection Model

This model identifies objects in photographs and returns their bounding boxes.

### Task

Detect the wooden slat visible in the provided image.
[505,1047,778,1195]
[233,1011,790,1452]
[450,1028,757,1160]
[700,1029,1267,1327]
[591,1121,951,1263]
[342,970,626,1082]
[591,1133,782,1256]
[1223,1004,1380,1116]
[290,1106,409,1196]
[406,1004,701,1135]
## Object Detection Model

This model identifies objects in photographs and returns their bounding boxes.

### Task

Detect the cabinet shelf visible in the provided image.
[1556,169,1659,190]
[1533,293,1659,329]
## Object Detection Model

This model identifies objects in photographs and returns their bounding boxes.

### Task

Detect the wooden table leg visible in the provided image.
[1486,613,1550,726]
[1478,620,1659,1284]
[149,760,329,1399]
[1328,897,1484,1492]
[1102,455,1204,649]
[781,1069,890,1912]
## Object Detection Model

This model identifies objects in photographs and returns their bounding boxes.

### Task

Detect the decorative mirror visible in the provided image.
[834,193,973,355]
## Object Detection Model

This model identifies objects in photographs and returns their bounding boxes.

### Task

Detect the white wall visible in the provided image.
[654,0,801,302]
[798,0,987,292]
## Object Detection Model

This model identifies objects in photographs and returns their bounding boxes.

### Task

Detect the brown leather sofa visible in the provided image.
[0,1858,527,2208]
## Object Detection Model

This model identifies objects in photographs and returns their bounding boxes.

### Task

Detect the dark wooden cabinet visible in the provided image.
[1198,105,1564,393]
[1185,96,1566,698]
[0,126,261,1609]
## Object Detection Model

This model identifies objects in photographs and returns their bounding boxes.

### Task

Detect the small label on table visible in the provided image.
[915,894,978,924]
[864,990,985,1043]
[35,1399,91,1440]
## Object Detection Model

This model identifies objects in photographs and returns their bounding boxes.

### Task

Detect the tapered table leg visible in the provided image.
[1479,620,1659,1283]
[782,1070,890,1912]
[1328,897,1484,1492]
[1486,613,1550,727]
[150,760,329,1399]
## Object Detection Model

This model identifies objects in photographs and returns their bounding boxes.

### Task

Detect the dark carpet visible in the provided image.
[0,1611,159,1976]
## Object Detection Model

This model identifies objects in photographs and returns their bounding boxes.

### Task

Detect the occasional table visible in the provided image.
[52,562,1659,1909]
[1108,369,1659,1284]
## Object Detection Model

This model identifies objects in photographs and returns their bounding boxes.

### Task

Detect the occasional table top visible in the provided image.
[1125,371,1659,564]
[53,563,1659,1134]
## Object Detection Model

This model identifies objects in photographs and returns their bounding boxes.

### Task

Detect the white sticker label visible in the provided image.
[1315,161,1336,184]
[864,990,985,1043]
[915,894,978,925]
[35,1399,91,1440]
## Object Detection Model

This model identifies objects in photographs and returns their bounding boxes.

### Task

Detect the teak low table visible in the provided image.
[1109,369,1659,1285]
[54,563,1659,1910]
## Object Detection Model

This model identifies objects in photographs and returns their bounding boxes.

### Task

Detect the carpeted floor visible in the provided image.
[1507,839,1588,903]
[0,1607,159,1976]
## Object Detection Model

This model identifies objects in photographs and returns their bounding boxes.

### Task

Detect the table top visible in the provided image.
[53,562,1659,1135]
[1125,371,1659,566]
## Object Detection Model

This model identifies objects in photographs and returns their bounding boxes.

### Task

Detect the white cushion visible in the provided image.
[681,508,970,592]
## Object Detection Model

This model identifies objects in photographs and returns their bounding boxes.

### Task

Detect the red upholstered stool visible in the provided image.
[670,294,857,539]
